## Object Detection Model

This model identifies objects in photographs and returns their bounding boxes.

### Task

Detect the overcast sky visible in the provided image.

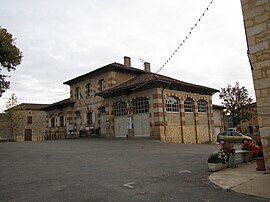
[0,0,255,111]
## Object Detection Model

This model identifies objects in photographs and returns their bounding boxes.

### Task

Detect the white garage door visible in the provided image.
[133,113,150,137]
[114,116,128,137]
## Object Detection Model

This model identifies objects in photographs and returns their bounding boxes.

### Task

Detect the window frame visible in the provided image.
[86,83,91,97]
[27,116,32,124]
[113,101,127,116]
[59,115,64,127]
[198,99,208,113]
[75,87,80,99]
[99,79,105,91]
[87,112,93,125]
[132,97,149,114]
[166,96,180,112]
[99,106,106,114]
[184,98,194,112]
[51,117,55,127]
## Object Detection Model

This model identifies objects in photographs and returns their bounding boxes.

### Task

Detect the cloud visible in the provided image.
[0,0,256,112]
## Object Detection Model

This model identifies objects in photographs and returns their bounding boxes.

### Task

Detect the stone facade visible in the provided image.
[45,57,219,144]
[154,89,214,144]
[240,103,259,134]
[240,0,270,172]
[0,104,49,141]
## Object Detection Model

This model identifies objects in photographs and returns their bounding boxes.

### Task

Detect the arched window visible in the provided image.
[166,96,180,112]
[133,97,149,114]
[58,114,65,127]
[184,98,194,112]
[49,115,56,128]
[113,101,127,116]
[198,100,207,112]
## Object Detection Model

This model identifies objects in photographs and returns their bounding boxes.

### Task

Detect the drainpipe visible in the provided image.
[207,102,212,142]
[193,104,198,144]
[161,82,171,141]
[179,101,184,143]
[161,87,166,141]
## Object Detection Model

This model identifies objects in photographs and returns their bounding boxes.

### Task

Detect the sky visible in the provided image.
[0,0,255,112]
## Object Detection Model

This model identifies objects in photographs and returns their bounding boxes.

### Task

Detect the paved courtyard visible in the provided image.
[0,138,266,201]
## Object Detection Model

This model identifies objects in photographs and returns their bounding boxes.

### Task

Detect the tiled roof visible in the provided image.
[96,73,219,98]
[63,62,145,85]
[11,103,50,110]
[43,98,75,111]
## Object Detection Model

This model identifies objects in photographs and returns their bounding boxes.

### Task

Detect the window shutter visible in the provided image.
[84,113,87,125]
[58,117,61,127]
[92,112,95,124]
[48,118,51,128]
[63,116,66,127]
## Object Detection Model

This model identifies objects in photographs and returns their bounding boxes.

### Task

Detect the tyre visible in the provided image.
[242,139,248,144]
[219,139,226,144]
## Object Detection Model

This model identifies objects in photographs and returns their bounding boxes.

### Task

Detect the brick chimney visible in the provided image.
[124,56,131,67]
[144,62,151,72]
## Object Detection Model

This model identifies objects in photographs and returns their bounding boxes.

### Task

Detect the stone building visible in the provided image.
[1,103,49,141]
[212,105,225,141]
[240,102,259,134]
[0,113,12,141]
[240,0,270,172]
[43,99,75,139]
[45,57,219,144]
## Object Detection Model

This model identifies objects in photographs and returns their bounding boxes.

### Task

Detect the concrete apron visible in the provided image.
[209,162,270,199]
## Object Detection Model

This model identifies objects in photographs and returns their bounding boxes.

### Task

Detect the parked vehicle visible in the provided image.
[217,131,252,144]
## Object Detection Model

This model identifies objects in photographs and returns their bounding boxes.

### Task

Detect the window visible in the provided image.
[113,101,127,116]
[76,111,80,118]
[99,79,105,91]
[198,100,207,113]
[75,87,80,99]
[133,97,149,114]
[184,98,194,112]
[86,112,95,125]
[87,112,92,125]
[51,117,55,127]
[166,97,179,112]
[27,116,32,124]
[60,116,64,127]
[86,83,91,97]
[99,107,106,114]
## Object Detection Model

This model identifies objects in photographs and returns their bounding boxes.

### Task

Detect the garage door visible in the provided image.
[113,101,128,138]
[133,97,150,137]
[114,116,128,137]
[133,113,150,137]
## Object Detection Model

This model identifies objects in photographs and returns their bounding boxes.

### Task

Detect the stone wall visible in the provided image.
[15,110,47,141]
[154,88,214,144]
[240,0,270,172]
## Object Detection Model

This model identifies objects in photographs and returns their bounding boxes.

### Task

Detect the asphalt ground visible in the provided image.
[0,138,267,202]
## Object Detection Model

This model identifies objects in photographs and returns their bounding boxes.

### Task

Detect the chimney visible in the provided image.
[124,56,131,67]
[144,62,151,72]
